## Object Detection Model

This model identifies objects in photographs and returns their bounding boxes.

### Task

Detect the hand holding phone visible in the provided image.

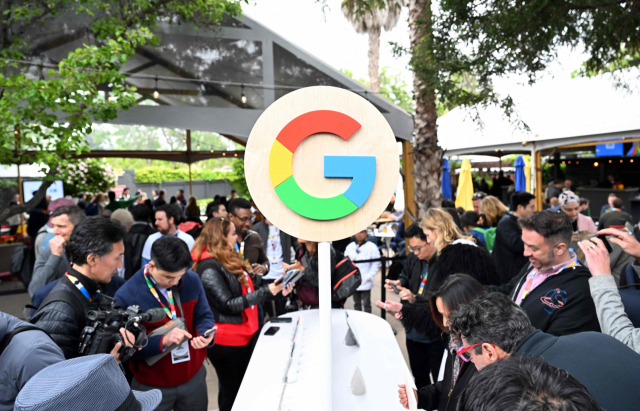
[597,234,613,253]
[390,283,400,294]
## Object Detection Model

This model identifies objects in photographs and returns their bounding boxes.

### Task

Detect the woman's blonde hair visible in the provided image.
[420,208,472,253]
[479,196,509,226]
[192,218,251,287]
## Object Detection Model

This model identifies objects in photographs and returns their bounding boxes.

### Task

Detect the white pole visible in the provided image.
[318,241,332,411]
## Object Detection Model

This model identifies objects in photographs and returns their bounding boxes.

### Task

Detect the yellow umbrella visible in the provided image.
[455,158,474,211]
[524,156,532,193]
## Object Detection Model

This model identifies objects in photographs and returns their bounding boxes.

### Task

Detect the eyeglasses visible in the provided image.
[456,342,495,362]
[231,214,252,223]
[407,245,423,254]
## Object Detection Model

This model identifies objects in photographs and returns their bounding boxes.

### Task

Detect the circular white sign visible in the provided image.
[244,86,399,242]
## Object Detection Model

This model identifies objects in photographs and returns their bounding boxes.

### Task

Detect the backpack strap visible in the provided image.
[33,289,88,329]
[0,325,50,356]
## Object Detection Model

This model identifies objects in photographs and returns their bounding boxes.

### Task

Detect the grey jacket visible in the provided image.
[589,263,640,354]
[29,246,71,296]
[0,311,64,410]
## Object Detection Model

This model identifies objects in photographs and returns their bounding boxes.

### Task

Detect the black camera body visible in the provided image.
[78,296,160,362]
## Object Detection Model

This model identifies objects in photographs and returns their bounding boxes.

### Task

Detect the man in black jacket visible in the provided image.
[123,204,157,280]
[450,292,640,411]
[492,191,535,283]
[32,217,129,359]
[383,223,442,389]
[489,210,600,336]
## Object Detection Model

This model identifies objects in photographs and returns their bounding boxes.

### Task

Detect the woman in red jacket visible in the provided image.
[192,218,293,411]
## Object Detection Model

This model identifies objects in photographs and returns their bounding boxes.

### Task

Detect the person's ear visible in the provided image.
[86,254,98,267]
[483,343,501,364]
[555,242,568,256]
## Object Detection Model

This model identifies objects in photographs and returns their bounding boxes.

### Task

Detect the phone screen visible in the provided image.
[265,326,280,336]
[597,234,613,253]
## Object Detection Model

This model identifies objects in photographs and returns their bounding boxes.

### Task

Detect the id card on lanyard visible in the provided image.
[66,273,93,301]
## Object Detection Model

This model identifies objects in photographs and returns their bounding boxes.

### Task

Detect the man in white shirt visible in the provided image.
[345,229,381,313]
[141,205,194,268]
[253,218,295,317]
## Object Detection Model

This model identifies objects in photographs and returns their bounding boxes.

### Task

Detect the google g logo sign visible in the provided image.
[245,86,399,242]
[269,110,376,220]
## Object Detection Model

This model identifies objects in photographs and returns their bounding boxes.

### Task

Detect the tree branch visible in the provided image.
[0,166,56,224]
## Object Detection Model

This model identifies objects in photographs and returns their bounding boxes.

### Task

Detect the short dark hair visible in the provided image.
[442,199,456,208]
[130,204,152,223]
[206,200,224,219]
[150,236,193,273]
[510,191,536,211]
[449,292,534,355]
[78,192,85,199]
[404,222,427,241]
[579,197,589,206]
[123,187,129,192]
[159,190,165,197]
[457,356,602,411]
[108,191,116,201]
[51,205,86,226]
[430,274,486,331]
[460,211,479,228]
[178,189,184,195]
[228,198,251,215]
[155,204,178,225]
[518,210,573,248]
[66,216,127,265]
[231,190,236,194]
[608,193,616,198]
[612,197,623,208]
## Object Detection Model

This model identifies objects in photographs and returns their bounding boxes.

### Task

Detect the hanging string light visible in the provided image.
[241,84,247,104]
[153,76,160,99]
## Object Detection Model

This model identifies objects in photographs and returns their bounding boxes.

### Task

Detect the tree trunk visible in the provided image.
[367,25,381,93]
[408,0,443,218]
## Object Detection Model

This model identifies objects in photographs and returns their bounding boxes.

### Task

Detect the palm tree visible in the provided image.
[342,0,403,93]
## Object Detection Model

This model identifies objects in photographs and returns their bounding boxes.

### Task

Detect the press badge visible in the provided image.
[171,340,191,364]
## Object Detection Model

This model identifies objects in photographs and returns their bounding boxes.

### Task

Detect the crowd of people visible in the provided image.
[3,176,640,411]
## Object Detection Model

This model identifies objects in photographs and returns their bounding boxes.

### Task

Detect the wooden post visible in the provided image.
[186,129,193,197]
[15,127,24,233]
[402,140,416,228]
[535,150,543,211]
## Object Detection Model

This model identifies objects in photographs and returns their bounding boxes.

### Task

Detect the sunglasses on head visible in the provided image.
[473,193,487,199]
[456,342,495,362]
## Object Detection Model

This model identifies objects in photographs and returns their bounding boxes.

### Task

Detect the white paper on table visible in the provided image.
[404,369,418,411]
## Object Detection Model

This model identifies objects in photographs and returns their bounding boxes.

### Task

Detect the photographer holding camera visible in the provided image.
[115,235,216,411]
[32,216,132,360]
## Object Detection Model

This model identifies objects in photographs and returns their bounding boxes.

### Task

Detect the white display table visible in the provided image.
[232,309,410,411]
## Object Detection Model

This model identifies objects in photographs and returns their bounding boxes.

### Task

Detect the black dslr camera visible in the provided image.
[78,295,165,362]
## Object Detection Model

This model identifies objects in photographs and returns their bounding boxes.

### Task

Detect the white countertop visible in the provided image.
[232,309,410,411]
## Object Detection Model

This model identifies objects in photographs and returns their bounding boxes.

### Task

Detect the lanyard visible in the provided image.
[418,269,428,295]
[236,241,245,259]
[519,272,537,303]
[66,273,93,301]
[143,265,176,320]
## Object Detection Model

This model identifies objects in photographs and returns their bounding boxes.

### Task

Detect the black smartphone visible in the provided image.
[390,283,400,294]
[203,328,216,338]
[597,234,613,253]
[270,317,293,323]
[265,326,280,336]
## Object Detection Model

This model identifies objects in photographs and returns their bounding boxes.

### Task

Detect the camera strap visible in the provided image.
[66,273,93,301]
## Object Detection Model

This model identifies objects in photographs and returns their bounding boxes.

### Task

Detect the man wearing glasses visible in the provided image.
[450,292,640,411]
[381,223,442,389]
[227,198,269,276]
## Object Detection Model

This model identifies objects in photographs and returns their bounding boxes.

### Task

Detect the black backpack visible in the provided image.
[331,257,362,302]
[10,243,35,288]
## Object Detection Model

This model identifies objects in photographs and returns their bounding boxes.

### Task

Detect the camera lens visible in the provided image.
[86,310,100,321]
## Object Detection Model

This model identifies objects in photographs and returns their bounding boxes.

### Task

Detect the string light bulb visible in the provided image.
[241,85,247,104]
[153,76,160,99]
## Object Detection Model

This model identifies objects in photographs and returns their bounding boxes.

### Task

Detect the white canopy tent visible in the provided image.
[437,75,640,207]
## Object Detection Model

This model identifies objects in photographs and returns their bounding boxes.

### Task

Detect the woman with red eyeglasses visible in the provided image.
[398,274,486,411]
